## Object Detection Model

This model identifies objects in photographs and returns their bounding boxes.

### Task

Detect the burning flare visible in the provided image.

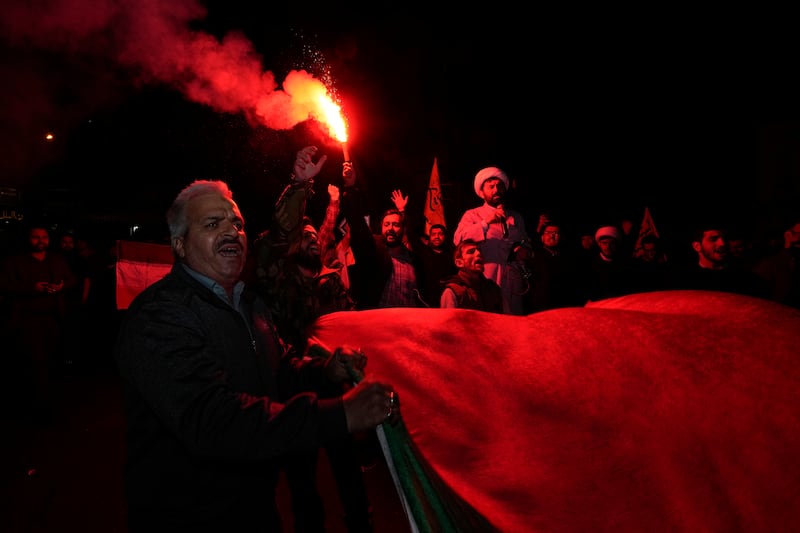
[279,71,350,159]
[314,91,347,144]
[309,83,350,161]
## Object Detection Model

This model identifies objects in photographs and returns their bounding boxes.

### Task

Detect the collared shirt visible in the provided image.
[378,249,419,308]
[180,263,245,312]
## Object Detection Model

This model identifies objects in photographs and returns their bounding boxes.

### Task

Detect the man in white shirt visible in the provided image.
[453,166,531,315]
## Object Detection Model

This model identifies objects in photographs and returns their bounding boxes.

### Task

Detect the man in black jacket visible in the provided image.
[340,162,424,309]
[114,178,400,532]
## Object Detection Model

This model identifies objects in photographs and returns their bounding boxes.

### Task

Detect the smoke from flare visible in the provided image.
[1,0,342,134]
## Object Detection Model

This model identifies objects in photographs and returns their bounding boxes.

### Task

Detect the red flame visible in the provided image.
[270,70,348,143]
[315,93,347,143]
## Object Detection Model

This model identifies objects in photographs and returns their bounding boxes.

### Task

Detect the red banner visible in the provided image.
[115,240,173,310]
[423,158,446,236]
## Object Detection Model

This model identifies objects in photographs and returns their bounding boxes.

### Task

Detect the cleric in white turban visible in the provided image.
[473,166,509,196]
[452,166,531,315]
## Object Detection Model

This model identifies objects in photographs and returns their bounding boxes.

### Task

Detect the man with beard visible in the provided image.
[416,223,457,307]
[672,221,765,298]
[340,161,424,309]
[526,220,585,311]
[439,238,503,312]
[384,190,455,308]
[453,166,531,315]
[253,213,353,351]
[252,147,353,352]
[251,146,373,533]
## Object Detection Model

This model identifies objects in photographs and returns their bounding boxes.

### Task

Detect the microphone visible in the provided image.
[498,205,508,237]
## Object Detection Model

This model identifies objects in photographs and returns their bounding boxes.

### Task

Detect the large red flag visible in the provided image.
[423,158,446,237]
[309,293,800,532]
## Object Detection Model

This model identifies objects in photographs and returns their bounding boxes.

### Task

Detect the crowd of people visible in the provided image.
[0,224,119,421]
[1,144,798,532]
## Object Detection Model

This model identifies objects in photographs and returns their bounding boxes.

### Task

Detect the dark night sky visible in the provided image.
[2,3,800,244]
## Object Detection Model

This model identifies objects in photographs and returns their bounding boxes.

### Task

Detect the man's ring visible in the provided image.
[388,391,397,407]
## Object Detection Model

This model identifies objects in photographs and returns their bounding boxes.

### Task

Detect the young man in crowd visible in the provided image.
[440,238,503,312]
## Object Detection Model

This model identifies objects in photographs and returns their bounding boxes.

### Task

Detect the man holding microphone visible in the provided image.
[453,167,531,315]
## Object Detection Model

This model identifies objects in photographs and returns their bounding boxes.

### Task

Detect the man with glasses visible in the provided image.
[525,220,584,312]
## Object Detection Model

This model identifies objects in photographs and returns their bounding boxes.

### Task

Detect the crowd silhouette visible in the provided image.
[2,158,799,422]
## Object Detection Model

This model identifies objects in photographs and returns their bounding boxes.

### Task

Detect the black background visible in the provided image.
[2,4,800,245]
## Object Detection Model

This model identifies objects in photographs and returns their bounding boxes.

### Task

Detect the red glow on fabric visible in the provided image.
[309,292,800,532]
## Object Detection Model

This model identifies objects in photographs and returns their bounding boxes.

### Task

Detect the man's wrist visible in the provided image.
[291,174,313,187]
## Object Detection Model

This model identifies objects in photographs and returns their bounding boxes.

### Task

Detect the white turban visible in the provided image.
[473,167,509,197]
[595,226,622,242]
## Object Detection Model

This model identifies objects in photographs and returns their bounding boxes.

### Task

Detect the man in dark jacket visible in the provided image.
[114,179,400,532]
[340,162,424,309]
[250,146,372,532]
[415,223,457,307]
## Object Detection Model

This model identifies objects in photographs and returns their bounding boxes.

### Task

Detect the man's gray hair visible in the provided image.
[166,180,234,240]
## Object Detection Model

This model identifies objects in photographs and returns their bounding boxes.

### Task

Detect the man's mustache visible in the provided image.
[218,237,240,248]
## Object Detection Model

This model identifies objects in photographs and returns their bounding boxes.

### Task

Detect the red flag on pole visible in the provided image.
[633,206,659,258]
[423,158,446,237]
